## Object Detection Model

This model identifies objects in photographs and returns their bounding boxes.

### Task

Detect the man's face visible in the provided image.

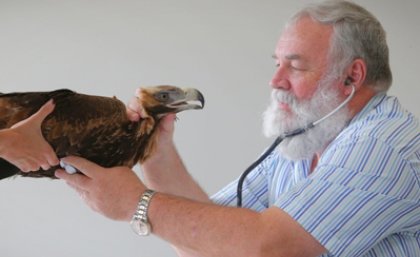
[263,18,351,160]
[270,17,334,108]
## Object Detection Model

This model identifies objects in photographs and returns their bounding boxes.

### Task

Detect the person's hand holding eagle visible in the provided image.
[0,100,59,173]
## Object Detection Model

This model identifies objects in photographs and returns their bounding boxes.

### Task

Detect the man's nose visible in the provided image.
[269,67,290,90]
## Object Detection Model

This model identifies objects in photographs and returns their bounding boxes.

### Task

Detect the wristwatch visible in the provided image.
[130,189,156,236]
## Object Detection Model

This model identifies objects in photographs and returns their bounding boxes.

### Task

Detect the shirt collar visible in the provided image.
[348,92,387,126]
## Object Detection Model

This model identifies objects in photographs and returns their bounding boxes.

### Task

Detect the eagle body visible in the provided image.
[0,86,204,179]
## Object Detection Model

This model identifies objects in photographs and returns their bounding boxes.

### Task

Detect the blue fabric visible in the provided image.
[212,94,420,257]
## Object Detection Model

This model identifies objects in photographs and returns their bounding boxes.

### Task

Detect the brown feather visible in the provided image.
[0,86,204,179]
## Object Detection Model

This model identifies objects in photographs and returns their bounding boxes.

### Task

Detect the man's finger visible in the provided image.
[126,96,142,121]
[44,145,60,166]
[40,163,50,171]
[55,169,91,190]
[60,156,102,178]
[126,108,140,122]
[25,159,39,172]
[30,99,55,125]
[18,161,33,173]
[46,152,60,167]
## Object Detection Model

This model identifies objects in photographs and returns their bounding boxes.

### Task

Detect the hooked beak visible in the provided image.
[167,88,205,112]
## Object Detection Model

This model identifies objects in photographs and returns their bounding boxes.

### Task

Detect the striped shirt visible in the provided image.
[212,93,420,257]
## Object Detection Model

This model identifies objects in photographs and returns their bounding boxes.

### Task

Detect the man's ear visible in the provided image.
[342,58,367,95]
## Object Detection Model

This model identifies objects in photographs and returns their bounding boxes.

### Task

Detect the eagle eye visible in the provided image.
[155,92,170,102]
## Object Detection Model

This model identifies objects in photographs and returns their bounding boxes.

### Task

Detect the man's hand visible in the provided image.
[0,100,59,172]
[55,156,146,221]
[126,87,177,164]
[126,88,143,122]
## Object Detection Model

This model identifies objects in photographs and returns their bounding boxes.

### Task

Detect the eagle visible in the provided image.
[0,85,204,179]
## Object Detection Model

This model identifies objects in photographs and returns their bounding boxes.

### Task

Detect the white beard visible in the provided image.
[262,81,351,160]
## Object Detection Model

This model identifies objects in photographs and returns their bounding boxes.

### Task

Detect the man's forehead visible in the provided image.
[273,39,311,61]
[274,18,332,60]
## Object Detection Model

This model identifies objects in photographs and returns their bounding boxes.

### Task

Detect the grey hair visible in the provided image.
[287,0,392,92]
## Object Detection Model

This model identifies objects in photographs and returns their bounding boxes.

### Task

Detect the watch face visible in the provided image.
[131,219,151,236]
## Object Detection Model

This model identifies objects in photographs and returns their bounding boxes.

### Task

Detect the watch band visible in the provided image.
[130,189,156,236]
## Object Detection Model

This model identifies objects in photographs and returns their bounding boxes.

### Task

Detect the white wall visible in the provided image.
[0,1,418,256]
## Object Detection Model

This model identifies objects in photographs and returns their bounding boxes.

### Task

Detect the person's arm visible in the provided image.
[150,194,326,257]
[142,130,210,257]
[55,157,326,257]
[130,112,210,256]
[0,100,59,172]
[140,115,209,202]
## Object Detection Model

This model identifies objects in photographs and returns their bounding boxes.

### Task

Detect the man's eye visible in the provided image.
[290,65,306,71]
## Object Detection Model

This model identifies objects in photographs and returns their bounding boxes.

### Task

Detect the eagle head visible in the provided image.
[136,85,205,118]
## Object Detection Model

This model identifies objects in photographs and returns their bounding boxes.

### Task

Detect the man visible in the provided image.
[55,1,419,256]
[0,100,59,173]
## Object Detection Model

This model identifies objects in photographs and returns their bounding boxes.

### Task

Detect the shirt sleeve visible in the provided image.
[211,152,277,211]
[275,136,420,257]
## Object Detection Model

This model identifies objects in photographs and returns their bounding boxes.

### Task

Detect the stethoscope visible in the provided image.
[236,84,356,207]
